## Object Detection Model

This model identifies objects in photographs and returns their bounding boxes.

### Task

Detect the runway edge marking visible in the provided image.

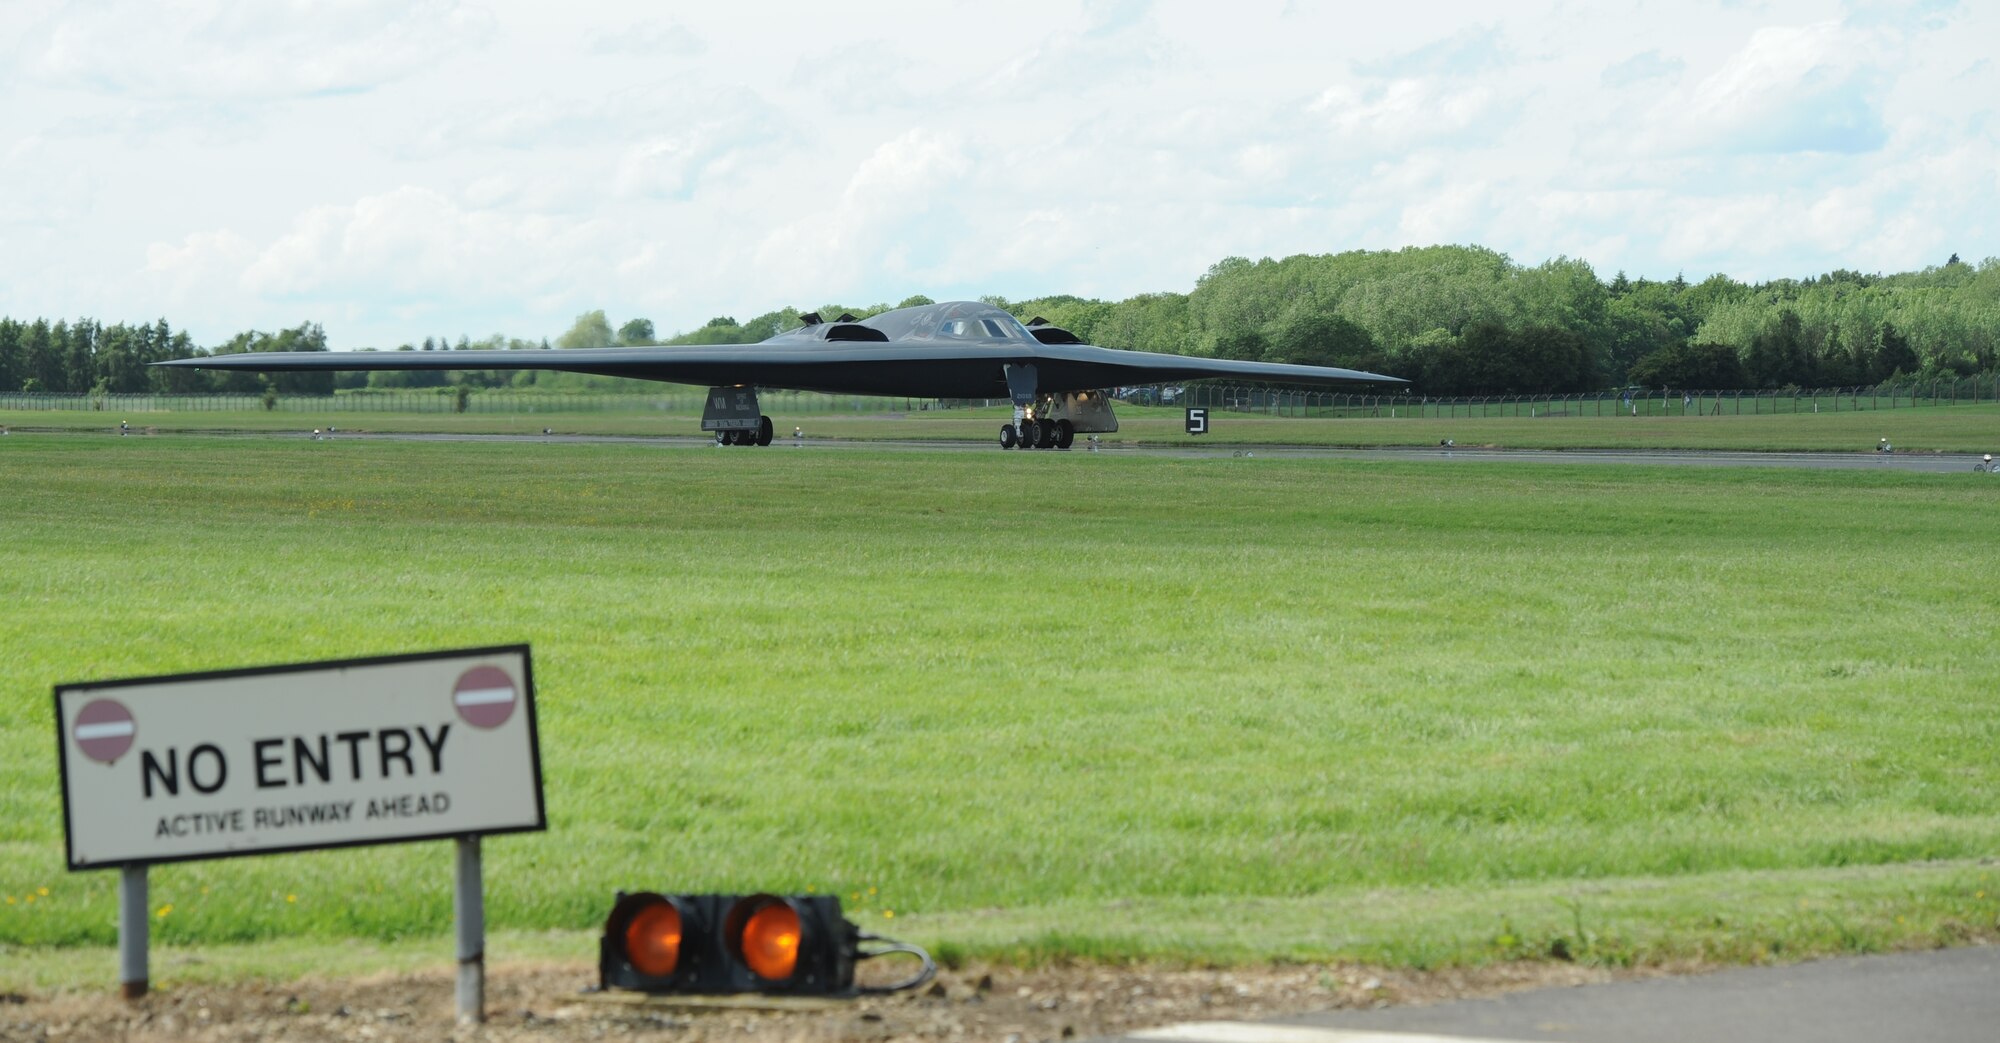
[1126,1022,1530,1043]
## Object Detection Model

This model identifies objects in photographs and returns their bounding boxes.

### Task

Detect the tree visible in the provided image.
[0,319,21,392]
[60,319,97,393]
[1872,321,1919,382]
[1452,321,1519,393]
[1745,310,1810,387]
[96,324,140,392]
[1210,327,1268,362]
[1513,324,1597,392]
[1603,296,1679,385]
[23,319,62,392]
[557,310,615,349]
[1627,342,1747,389]
[155,331,205,393]
[1267,305,1379,369]
[618,318,656,345]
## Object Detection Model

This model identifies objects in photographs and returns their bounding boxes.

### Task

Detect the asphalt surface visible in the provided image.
[1098,946,1999,1043]
[30,427,1992,472]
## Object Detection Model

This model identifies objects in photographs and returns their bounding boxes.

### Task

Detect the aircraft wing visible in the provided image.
[154,342,1405,399]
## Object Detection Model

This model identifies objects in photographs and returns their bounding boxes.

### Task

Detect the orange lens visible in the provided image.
[740,902,801,981]
[624,902,682,978]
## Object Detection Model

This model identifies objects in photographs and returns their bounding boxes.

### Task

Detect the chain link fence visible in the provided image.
[1172,374,2000,419]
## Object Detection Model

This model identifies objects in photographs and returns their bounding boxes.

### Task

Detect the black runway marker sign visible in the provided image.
[55,646,544,869]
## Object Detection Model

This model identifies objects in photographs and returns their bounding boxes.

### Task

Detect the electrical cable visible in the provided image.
[854,932,937,993]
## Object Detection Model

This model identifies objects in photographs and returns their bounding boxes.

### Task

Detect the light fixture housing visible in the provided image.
[599,892,861,996]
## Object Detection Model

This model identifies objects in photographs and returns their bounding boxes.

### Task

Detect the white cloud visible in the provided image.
[1645,22,1890,155]
[1352,23,1509,79]
[1601,50,1683,87]
[4,1,1997,346]
[1309,79,1505,153]
[753,129,976,292]
[587,19,704,58]
[28,0,495,99]
[145,229,257,300]
[240,187,607,304]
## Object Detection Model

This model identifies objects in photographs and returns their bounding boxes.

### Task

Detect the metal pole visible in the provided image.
[119,863,148,999]
[455,836,485,1024]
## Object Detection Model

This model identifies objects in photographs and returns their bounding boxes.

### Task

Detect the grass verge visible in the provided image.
[4,401,1998,452]
[3,437,1996,988]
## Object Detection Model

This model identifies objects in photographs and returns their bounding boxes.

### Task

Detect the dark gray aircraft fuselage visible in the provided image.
[157,300,1404,448]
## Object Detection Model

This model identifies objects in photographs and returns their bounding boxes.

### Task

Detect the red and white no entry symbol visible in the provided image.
[453,665,518,729]
[73,699,136,764]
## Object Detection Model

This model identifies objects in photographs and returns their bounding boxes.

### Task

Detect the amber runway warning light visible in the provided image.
[600,892,934,996]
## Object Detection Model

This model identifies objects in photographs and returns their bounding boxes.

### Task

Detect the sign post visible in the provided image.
[119,864,147,998]
[55,645,543,1018]
[1185,407,1209,435]
[455,835,484,1023]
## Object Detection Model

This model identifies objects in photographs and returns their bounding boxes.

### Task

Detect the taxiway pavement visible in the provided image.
[1100,945,1998,1043]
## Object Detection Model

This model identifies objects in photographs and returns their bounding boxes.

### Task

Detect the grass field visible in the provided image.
[5,400,1999,452]
[2,435,1997,988]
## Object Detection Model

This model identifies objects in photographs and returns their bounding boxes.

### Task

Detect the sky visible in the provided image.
[1,0,1994,349]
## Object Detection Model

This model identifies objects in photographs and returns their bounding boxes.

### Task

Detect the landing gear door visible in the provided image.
[1047,391,1119,433]
[701,386,762,433]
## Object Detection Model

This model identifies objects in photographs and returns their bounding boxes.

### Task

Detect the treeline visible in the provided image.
[0,317,200,395]
[0,317,606,395]
[0,318,343,395]
[6,247,1997,396]
[996,247,2000,393]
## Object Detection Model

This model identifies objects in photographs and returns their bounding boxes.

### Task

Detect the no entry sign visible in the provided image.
[72,699,137,764]
[55,645,544,869]
[453,666,518,729]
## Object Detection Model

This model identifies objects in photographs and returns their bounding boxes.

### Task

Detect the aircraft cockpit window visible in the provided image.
[928,306,1032,341]
[939,318,1024,339]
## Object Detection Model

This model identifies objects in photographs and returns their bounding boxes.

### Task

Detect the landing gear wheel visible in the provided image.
[1054,420,1074,449]
[1020,420,1041,448]
[716,430,732,446]
[1001,424,1018,449]
[756,415,774,447]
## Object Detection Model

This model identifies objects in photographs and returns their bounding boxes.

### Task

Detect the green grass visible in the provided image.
[2,438,1997,987]
[5,400,1998,451]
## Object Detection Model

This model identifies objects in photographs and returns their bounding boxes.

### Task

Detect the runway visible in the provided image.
[261,430,2000,473]
[9,426,1993,472]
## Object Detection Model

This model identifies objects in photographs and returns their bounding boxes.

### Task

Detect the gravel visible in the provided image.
[0,959,1621,1042]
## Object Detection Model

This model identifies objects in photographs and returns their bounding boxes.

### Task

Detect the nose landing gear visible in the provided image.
[997,368,1109,451]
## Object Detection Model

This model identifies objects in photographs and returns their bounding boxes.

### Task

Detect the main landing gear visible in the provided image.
[716,415,775,447]
[999,418,1073,450]
[704,386,773,447]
